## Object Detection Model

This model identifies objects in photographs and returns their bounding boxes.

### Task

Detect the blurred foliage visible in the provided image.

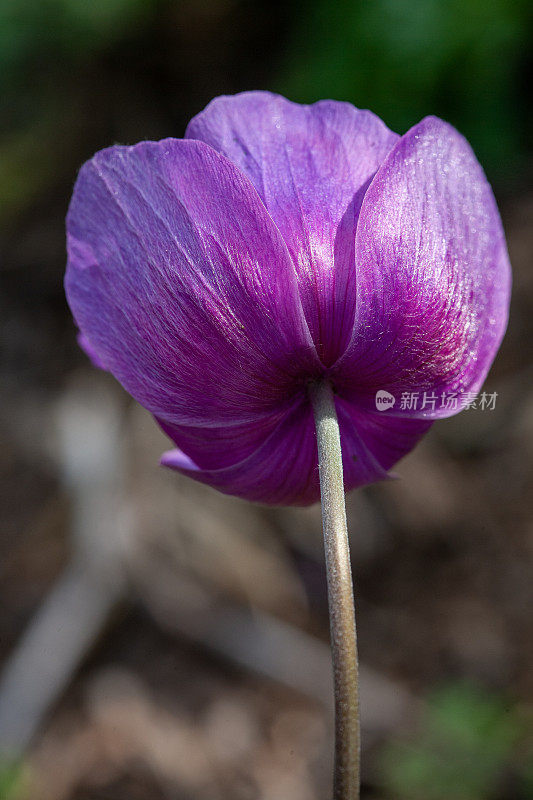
[380,683,533,800]
[0,0,150,76]
[0,761,27,800]
[280,0,533,180]
[0,0,157,216]
[0,0,532,222]
[0,0,152,118]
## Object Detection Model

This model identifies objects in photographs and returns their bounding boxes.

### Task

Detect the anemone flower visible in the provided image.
[65,91,511,800]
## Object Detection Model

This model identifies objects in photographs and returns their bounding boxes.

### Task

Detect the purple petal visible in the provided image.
[65,138,321,428]
[77,333,107,370]
[332,116,511,418]
[161,401,320,505]
[187,91,399,365]
[155,408,291,470]
[335,397,433,478]
[161,394,421,506]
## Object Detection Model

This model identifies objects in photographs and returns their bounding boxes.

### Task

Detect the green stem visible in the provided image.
[309,380,360,800]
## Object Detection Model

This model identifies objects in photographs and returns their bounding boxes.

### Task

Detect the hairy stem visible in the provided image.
[309,380,360,800]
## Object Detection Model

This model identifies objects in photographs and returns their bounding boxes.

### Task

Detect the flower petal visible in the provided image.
[77,333,107,370]
[332,116,511,418]
[155,408,291,470]
[187,91,399,365]
[65,138,321,427]
[335,398,433,480]
[161,394,419,506]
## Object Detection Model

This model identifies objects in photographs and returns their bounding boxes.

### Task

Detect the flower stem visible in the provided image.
[309,380,360,800]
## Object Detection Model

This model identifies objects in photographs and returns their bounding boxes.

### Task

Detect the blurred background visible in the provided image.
[1,1,532,798]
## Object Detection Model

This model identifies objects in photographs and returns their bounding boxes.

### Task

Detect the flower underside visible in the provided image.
[65,91,511,504]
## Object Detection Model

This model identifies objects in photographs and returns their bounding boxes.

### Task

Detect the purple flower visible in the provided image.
[65,91,511,505]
